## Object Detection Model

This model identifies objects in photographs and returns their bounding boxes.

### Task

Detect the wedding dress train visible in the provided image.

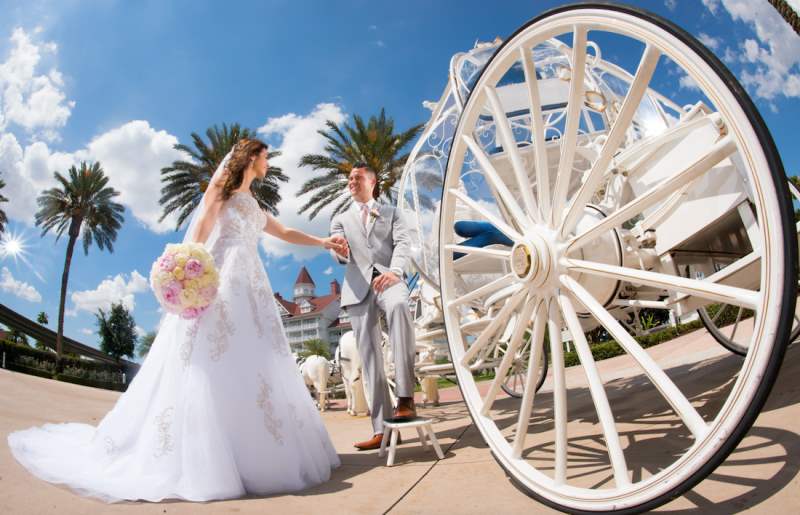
[8,191,340,502]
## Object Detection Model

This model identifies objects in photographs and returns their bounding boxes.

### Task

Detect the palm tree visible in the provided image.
[297,109,423,219]
[35,162,125,369]
[0,174,8,234]
[159,123,288,230]
[34,311,49,350]
[299,338,331,360]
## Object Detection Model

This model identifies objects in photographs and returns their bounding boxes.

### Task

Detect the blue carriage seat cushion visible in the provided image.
[453,220,514,259]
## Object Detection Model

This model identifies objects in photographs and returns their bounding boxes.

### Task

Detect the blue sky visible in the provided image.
[1,0,798,357]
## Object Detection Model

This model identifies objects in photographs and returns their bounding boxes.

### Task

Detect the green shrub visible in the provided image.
[0,340,127,390]
[562,319,705,368]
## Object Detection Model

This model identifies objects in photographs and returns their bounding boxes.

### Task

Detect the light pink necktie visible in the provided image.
[361,203,369,228]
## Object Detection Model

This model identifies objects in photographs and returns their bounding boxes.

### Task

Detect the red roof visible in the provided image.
[274,292,339,318]
[294,266,315,286]
[328,319,352,329]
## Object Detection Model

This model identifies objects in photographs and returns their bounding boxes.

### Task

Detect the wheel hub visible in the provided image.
[510,243,534,279]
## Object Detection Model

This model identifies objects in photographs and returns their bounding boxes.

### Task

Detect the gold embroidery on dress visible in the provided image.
[209,300,234,361]
[288,402,304,429]
[256,373,284,444]
[180,320,200,368]
[104,436,117,456]
[153,407,175,458]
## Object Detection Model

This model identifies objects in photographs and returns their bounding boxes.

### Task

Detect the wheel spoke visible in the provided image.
[711,304,726,324]
[547,299,568,485]
[460,289,529,366]
[567,135,736,252]
[482,295,538,415]
[520,46,551,220]
[729,306,744,342]
[560,44,662,238]
[511,298,547,457]
[561,275,710,440]
[551,25,588,227]
[485,87,541,223]
[445,244,511,259]
[563,258,760,310]
[447,273,515,309]
[448,188,524,241]
[557,291,631,487]
[462,133,533,230]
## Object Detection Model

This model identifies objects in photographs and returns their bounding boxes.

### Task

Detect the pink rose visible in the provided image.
[162,281,182,305]
[180,307,200,319]
[184,258,204,279]
[159,254,176,272]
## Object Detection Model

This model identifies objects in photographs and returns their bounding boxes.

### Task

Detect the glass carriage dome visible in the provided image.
[398,36,681,284]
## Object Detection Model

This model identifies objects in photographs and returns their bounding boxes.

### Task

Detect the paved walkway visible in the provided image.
[1,329,798,514]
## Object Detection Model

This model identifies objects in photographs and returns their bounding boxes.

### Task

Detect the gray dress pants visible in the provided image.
[346,280,416,434]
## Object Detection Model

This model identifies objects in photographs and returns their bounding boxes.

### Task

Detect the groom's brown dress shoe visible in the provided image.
[391,397,417,422]
[354,433,402,451]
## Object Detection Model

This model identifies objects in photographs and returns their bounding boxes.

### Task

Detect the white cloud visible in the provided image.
[664,0,677,12]
[374,40,386,48]
[0,266,42,302]
[323,266,333,275]
[69,270,148,315]
[679,73,700,91]
[0,27,74,142]
[0,120,184,231]
[697,32,720,50]
[702,0,720,14]
[80,328,93,335]
[83,120,185,233]
[707,0,800,101]
[368,24,378,31]
[257,103,347,260]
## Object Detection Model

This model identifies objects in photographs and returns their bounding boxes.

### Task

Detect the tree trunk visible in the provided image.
[56,216,81,373]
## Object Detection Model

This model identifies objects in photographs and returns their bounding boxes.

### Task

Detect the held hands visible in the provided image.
[324,235,349,258]
[372,271,400,294]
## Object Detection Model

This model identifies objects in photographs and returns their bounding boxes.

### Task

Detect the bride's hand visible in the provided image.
[323,235,349,257]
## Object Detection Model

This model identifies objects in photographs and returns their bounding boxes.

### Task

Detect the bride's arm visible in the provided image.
[191,183,225,244]
[264,213,346,252]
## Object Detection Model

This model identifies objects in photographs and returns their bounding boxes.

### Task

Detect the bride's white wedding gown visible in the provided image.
[7,191,340,502]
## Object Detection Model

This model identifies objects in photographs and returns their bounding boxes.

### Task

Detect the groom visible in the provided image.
[329,163,417,450]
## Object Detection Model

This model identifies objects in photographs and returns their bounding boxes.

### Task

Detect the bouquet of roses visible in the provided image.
[150,242,219,319]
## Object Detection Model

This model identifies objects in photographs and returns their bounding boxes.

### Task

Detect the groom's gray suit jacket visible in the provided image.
[329,201,412,307]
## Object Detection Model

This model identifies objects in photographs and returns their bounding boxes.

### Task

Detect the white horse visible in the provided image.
[336,331,369,416]
[299,354,331,411]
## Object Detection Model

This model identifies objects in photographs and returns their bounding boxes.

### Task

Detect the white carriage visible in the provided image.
[395,3,797,513]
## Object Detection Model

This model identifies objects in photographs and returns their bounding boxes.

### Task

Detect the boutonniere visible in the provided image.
[369,207,380,222]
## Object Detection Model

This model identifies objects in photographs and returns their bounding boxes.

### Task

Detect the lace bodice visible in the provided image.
[214,192,267,247]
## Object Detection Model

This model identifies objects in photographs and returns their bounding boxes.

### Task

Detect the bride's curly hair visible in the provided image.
[220,138,268,200]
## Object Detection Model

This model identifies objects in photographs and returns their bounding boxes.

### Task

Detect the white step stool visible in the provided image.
[379,418,444,467]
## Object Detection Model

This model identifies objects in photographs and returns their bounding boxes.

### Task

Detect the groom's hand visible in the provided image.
[372,271,400,293]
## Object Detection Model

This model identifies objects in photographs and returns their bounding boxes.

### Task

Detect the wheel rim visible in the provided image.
[438,4,794,512]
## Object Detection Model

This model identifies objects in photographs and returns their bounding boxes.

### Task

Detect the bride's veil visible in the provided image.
[181,149,234,248]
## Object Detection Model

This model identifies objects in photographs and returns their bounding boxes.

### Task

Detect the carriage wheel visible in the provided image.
[439,3,795,513]
[499,337,549,398]
[698,181,800,356]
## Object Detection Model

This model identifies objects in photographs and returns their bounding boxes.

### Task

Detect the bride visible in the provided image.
[7,138,346,502]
